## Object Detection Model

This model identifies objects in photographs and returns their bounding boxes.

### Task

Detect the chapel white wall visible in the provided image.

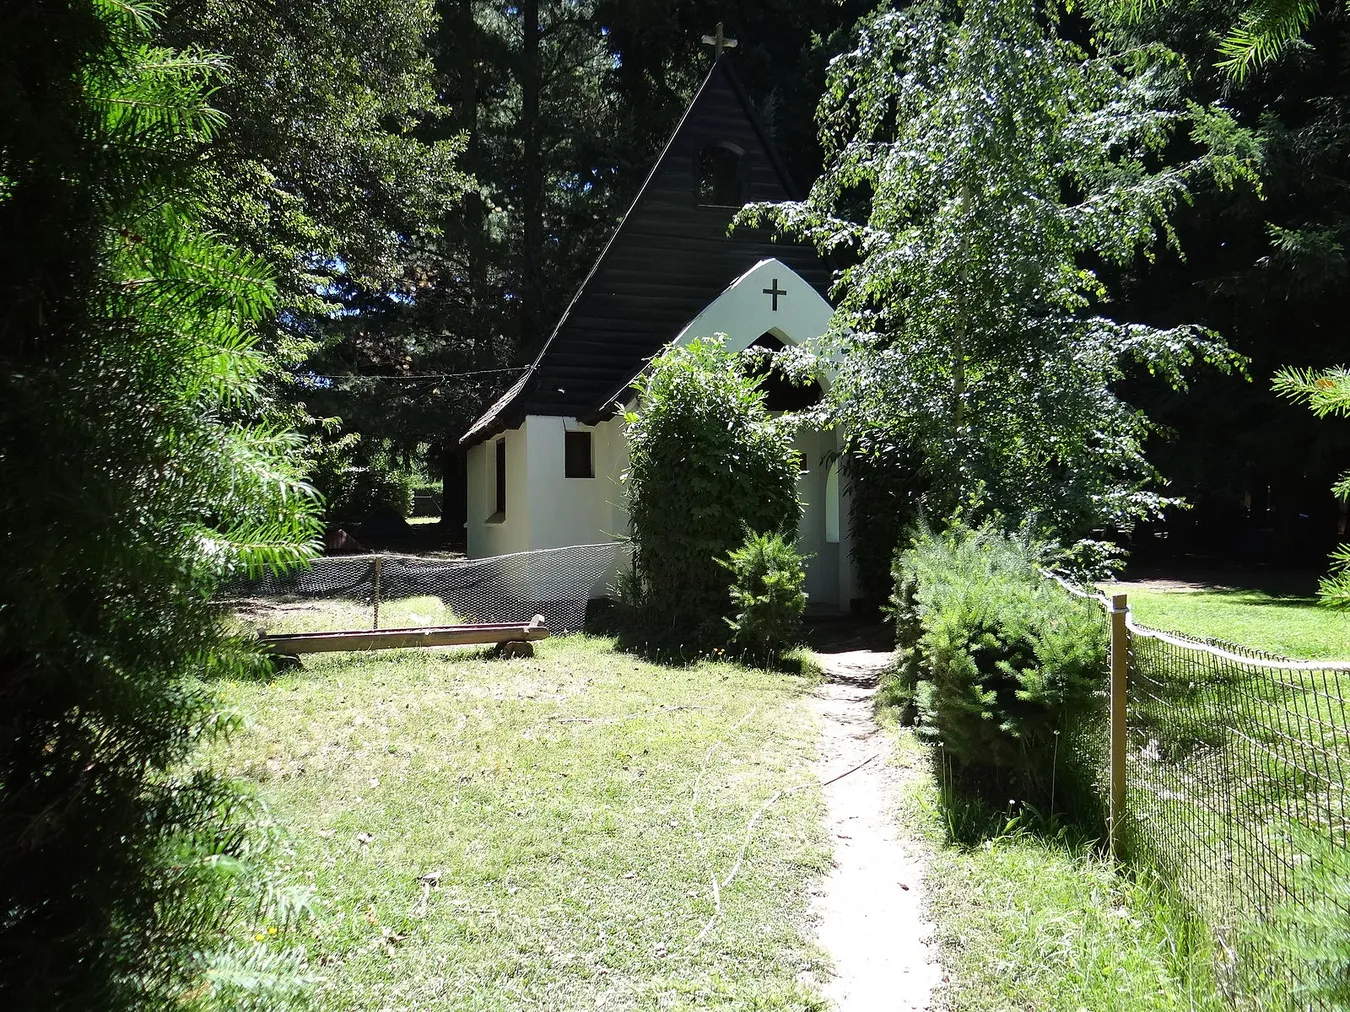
[523,414,629,548]
[462,258,860,608]
[520,413,629,595]
[465,423,531,558]
[793,426,839,608]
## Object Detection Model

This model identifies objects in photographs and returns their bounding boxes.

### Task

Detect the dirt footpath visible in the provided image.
[808,648,942,1012]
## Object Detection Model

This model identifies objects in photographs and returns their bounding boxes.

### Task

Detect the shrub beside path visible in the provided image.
[809,645,943,1011]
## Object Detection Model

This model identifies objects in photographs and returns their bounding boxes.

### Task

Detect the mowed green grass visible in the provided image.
[1110,587,1350,660]
[210,633,831,1011]
[879,730,1226,1012]
[925,837,1225,1012]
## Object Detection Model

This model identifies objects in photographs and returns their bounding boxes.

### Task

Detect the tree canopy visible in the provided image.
[741,0,1260,571]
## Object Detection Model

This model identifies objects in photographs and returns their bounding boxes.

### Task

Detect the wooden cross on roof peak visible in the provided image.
[701,22,738,60]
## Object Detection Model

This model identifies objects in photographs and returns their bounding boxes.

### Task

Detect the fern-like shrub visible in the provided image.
[1,4,319,1008]
[625,337,801,646]
[894,523,1106,803]
[1259,831,1350,1007]
[721,529,808,658]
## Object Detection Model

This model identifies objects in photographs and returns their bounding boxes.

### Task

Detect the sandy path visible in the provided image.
[808,649,942,1012]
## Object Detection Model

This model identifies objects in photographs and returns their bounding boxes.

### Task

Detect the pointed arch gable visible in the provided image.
[460,58,832,449]
[672,258,834,353]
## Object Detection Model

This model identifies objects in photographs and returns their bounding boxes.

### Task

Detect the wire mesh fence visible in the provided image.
[221,542,622,636]
[1117,612,1350,1009]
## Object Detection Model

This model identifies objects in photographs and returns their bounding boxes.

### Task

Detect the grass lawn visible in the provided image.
[924,835,1224,1012]
[209,632,831,1011]
[1108,586,1350,660]
[1103,585,1350,1002]
[880,727,1226,1012]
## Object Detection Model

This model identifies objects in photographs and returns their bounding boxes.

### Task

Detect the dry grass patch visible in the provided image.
[209,632,832,1011]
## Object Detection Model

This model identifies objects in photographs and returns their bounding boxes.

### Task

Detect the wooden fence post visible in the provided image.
[372,556,383,630]
[1109,592,1129,860]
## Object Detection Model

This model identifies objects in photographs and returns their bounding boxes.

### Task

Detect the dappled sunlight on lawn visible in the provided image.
[209,632,832,1011]
[1105,585,1350,660]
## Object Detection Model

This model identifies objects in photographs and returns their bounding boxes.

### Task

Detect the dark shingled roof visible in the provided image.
[460,56,832,448]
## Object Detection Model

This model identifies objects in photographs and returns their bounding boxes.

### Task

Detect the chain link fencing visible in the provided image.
[221,542,622,636]
[1121,618,1350,1009]
[1049,571,1350,1007]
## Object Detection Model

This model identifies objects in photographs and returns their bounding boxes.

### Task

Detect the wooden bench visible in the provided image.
[258,615,549,657]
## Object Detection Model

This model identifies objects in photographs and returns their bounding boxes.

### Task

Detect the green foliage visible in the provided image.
[1100,0,1343,78]
[308,435,417,522]
[1258,830,1350,1007]
[625,337,802,644]
[1080,0,1350,567]
[740,0,1258,554]
[925,829,1228,1011]
[721,529,809,658]
[843,442,925,608]
[894,523,1107,804]
[155,0,485,475]
[1274,366,1350,608]
[160,0,469,349]
[0,1,319,1008]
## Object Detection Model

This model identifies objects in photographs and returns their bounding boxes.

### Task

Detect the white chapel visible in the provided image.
[459,57,858,610]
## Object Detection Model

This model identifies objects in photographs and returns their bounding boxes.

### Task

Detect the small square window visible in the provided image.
[565,431,593,478]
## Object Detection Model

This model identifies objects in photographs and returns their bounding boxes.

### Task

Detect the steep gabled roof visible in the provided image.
[461,56,832,447]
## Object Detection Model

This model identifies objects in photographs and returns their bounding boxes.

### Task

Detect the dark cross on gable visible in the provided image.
[701,22,738,59]
[762,278,787,311]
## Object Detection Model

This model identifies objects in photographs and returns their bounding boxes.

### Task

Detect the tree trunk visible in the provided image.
[519,0,544,356]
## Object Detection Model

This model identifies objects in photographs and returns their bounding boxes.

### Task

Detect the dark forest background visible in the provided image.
[152,0,1350,560]
[5,3,1349,1008]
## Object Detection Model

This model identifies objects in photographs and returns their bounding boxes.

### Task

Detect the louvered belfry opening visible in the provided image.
[696,143,743,206]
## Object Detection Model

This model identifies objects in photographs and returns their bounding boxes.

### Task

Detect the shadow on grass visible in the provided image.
[931,781,1104,852]
[585,603,819,676]
[229,640,502,683]
[610,632,821,676]
[1117,564,1322,599]
[1169,587,1320,609]
[914,741,1108,852]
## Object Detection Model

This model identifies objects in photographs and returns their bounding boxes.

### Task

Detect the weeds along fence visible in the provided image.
[1092,590,1350,1010]
[220,543,621,635]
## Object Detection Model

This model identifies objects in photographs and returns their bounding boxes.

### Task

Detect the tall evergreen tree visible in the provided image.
[1104,0,1350,78]
[1084,2,1350,564]
[429,0,623,358]
[1,2,319,1007]
[159,0,477,498]
[594,0,871,189]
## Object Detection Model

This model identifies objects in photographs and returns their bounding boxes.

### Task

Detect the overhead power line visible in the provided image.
[308,365,528,383]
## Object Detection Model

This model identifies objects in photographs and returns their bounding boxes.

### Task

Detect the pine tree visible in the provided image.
[0,2,319,1007]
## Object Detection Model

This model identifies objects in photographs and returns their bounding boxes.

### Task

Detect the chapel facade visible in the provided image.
[459,56,857,610]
